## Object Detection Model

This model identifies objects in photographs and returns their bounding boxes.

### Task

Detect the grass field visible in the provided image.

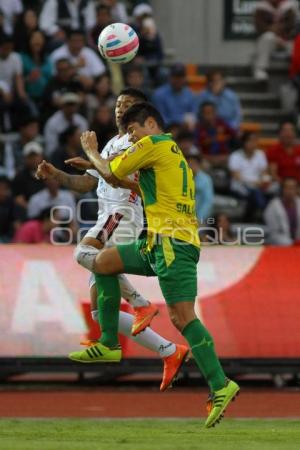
[0,419,299,450]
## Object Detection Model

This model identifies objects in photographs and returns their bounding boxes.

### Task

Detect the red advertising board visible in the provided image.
[0,245,300,358]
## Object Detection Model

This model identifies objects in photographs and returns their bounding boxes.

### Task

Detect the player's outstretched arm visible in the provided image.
[35,160,98,193]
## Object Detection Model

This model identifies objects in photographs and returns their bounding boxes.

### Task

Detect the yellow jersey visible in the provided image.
[110,134,200,248]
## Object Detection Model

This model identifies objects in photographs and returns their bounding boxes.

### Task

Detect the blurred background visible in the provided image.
[0,0,300,400]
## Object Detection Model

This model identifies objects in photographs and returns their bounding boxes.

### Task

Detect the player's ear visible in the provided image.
[146,116,156,130]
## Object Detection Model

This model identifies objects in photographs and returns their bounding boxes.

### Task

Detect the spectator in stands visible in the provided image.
[124,65,151,99]
[229,131,269,221]
[0,0,23,35]
[42,58,84,119]
[27,177,77,222]
[90,104,117,150]
[253,0,299,81]
[44,92,88,156]
[21,31,53,107]
[268,122,300,182]
[50,28,106,90]
[13,206,57,244]
[13,9,38,52]
[2,116,41,177]
[39,0,96,44]
[0,176,25,242]
[212,213,237,244]
[197,70,241,131]
[0,33,28,129]
[264,177,300,245]
[166,122,182,140]
[138,17,164,85]
[186,153,214,223]
[103,0,128,24]
[0,77,12,132]
[152,63,197,128]
[86,73,116,122]
[12,141,44,209]
[176,131,199,157]
[195,102,237,167]
[89,3,113,50]
[132,3,153,33]
[51,125,83,174]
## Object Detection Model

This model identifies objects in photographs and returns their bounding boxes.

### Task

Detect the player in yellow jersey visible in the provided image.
[70,102,240,428]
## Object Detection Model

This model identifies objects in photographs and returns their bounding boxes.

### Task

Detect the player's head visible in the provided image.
[121,102,165,143]
[115,88,148,131]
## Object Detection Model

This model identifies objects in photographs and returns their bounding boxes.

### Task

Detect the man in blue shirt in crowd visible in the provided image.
[152,63,197,127]
[186,153,214,223]
[197,71,241,131]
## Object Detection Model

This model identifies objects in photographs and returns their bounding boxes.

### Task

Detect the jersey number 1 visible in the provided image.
[179,160,194,200]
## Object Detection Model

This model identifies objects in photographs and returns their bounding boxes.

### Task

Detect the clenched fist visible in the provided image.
[35,160,58,180]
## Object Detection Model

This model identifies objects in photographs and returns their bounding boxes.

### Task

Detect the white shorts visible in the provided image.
[85,209,144,289]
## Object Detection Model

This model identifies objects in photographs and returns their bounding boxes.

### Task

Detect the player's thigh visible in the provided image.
[117,238,156,276]
[155,237,200,305]
[95,246,124,274]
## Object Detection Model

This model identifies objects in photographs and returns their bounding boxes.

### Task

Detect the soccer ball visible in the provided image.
[98,23,139,64]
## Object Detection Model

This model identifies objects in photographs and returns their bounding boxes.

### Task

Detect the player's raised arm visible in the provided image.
[35,160,98,193]
[80,131,120,183]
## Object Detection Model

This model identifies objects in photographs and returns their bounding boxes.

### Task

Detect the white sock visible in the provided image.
[118,274,149,308]
[91,309,176,358]
[118,311,176,357]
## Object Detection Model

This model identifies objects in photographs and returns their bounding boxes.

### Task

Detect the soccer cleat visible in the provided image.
[205,379,240,428]
[160,344,190,392]
[69,342,122,363]
[131,303,159,336]
[80,339,98,347]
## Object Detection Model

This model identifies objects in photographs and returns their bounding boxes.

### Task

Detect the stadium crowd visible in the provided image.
[0,0,300,246]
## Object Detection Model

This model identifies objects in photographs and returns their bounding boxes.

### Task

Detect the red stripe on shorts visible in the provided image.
[96,213,124,244]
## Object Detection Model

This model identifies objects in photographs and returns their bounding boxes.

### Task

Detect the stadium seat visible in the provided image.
[240,122,262,133]
[258,138,278,152]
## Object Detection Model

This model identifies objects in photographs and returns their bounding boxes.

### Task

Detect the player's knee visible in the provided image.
[94,250,115,274]
[74,244,98,271]
[169,310,185,331]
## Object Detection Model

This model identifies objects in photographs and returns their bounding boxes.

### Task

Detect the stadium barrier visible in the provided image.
[0,245,300,378]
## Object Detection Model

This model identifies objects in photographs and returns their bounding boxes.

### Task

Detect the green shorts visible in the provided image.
[117,236,200,305]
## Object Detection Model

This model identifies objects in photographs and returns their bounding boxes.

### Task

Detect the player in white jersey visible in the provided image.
[36,88,189,391]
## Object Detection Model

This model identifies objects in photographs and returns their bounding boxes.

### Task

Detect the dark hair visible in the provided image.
[0,176,11,187]
[282,176,298,186]
[96,3,111,14]
[176,131,194,142]
[56,57,71,67]
[207,70,224,83]
[121,102,165,131]
[241,131,257,146]
[38,207,52,221]
[67,28,85,39]
[59,125,79,145]
[186,153,203,164]
[119,87,148,102]
[201,101,216,111]
[0,33,13,45]
[18,115,39,129]
[26,30,47,61]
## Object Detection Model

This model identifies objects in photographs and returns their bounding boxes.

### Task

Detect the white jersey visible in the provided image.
[85,134,144,244]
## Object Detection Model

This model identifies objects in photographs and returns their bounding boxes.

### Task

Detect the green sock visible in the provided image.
[95,273,121,348]
[182,318,226,392]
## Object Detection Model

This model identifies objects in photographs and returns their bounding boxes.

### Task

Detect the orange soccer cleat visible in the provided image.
[80,339,98,347]
[131,303,159,336]
[160,344,190,392]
